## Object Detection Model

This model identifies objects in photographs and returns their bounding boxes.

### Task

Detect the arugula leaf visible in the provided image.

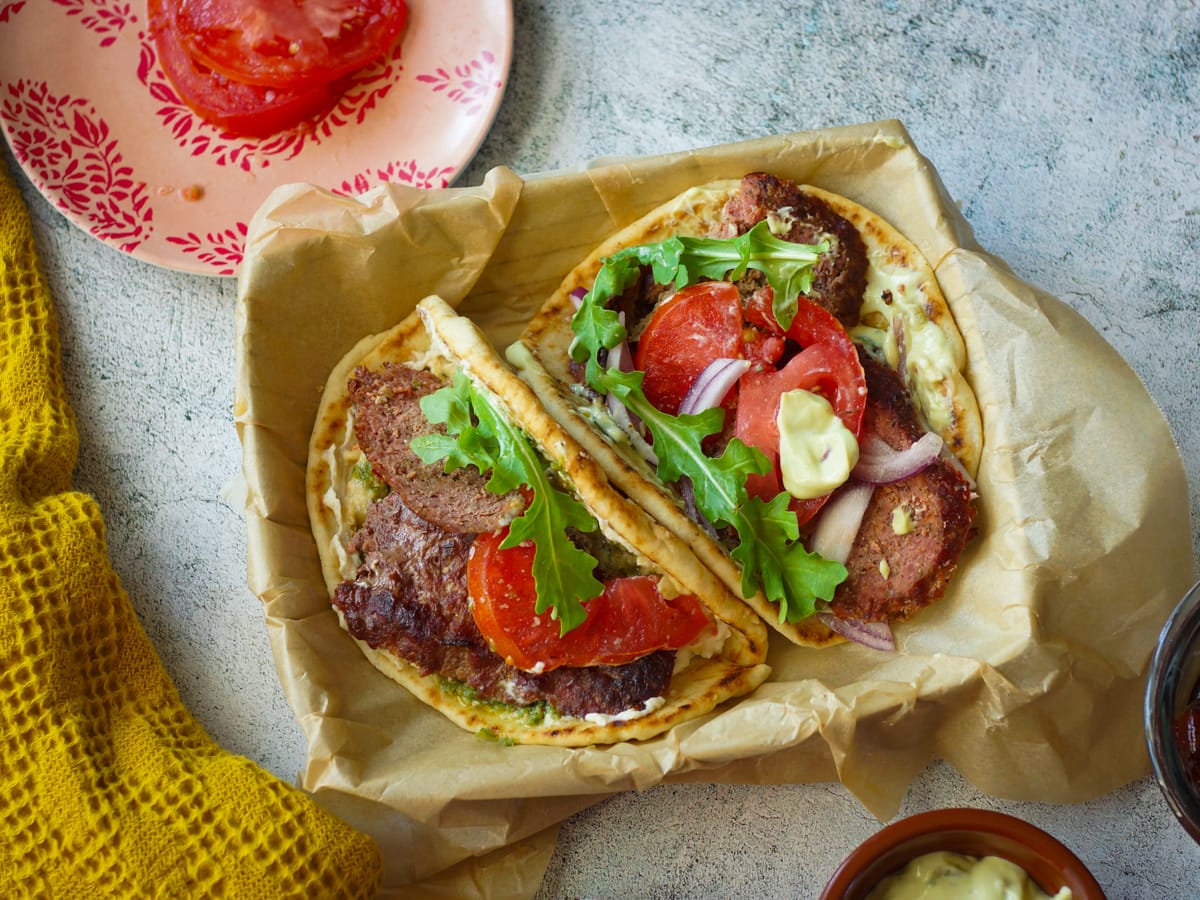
[729,495,847,623]
[599,364,844,621]
[568,226,847,625]
[597,368,768,526]
[569,219,827,374]
[412,371,603,634]
[569,282,628,386]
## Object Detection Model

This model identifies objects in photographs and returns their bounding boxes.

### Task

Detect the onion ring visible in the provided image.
[677,358,751,416]
[807,481,874,565]
[852,432,942,484]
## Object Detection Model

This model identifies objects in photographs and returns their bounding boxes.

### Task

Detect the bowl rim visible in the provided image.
[1144,579,1200,844]
[818,807,1106,899]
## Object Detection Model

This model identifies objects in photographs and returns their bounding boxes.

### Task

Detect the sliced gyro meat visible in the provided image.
[720,171,868,329]
[334,490,675,717]
[826,357,976,623]
[348,362,525,533]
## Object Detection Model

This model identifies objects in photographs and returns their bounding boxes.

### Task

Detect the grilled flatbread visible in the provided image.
[307,296,770,746]
[512,175,981,647]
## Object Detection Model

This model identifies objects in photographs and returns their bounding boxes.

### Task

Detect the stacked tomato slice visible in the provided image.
[634,281,867,526]
[468,528,714,672]
[148,0,409,137]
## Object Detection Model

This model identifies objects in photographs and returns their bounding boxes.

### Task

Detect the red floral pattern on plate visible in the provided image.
[337,160,457,196]
[0,1,513,275]
[166,222,247,277]
[2,79,153,252]
[52,0,135,47]
[0,3,25,25]
[417,50,504,115]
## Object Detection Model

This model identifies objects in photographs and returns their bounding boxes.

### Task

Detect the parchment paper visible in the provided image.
[234,121,1195,896]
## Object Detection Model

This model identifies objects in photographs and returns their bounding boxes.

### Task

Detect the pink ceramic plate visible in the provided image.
[0,0,512,275]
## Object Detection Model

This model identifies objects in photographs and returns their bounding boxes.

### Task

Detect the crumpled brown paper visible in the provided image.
[234,121,1195,896]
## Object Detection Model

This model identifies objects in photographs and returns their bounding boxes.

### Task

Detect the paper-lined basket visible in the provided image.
[235,121,1193,895]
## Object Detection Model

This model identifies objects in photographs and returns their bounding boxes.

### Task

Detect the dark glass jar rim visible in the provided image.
[1145,580,1200,845]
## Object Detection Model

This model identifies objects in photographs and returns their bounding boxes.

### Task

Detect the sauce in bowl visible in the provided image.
[865,851,1072,900]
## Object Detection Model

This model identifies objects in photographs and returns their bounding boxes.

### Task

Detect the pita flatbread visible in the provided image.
[513,177,981,647]
[307,296,770,746]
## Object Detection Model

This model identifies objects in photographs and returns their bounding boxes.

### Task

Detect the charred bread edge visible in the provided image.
[304,297,771,747]
[511,178,982,648]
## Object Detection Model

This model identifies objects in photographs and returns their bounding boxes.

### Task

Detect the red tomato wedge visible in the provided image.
[733,297,866,524]
[783,299,867,437]
[634,281,745,415]
[172,0,409,90]
[150,0,340,136]
[782,291,857,352]
[467,529,714,673]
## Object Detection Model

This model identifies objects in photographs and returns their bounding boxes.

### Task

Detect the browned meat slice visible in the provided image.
[720,172,867,328]
[341,491,480,656]
[537,651,675,717]
[348,362,524,534]
[334,491,675,717]
[828,356,976,623]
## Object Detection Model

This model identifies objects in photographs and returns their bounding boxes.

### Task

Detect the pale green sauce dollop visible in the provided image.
[777,389,859,500]
[865,851,1073,900]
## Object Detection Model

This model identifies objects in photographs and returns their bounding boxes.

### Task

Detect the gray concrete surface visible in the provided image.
[4,0,1198,897]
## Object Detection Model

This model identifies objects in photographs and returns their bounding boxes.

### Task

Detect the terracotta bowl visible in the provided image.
[1145,580,1200,845]
[818,808,1106,899]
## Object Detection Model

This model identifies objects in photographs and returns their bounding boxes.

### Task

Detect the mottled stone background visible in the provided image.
[4,0,1197,897]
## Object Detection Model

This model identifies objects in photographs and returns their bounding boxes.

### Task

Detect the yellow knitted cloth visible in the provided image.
[0,162,382,898]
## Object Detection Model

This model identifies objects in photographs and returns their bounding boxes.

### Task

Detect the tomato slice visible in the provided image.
[172,0,409,90]
[742,278,860,352]
[743,325,787,368]
[467,529,714,672]
[634,282,744,415]
[783,291,858,352]
[150,0,339,136]
[733,298,866,524]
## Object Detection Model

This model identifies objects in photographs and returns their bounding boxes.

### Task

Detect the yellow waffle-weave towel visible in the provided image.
[0,162,382,898]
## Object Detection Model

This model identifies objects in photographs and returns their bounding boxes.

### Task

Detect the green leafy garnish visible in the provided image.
[729,495,848,624]
[569,228,847,624]
[597,367,763,526]
[411,371,602,635]
[569,220,826,378]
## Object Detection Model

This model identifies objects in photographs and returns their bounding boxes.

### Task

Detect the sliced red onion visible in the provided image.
[852,432,943,484]
[601,314,646,436]
[606,378,658,467]
[626,430,658,467]
[605,344,636,427]
[807,481,874,565]
[810,484,894,650]
[569,287,587,308]
[606,333,634,373]
[678,358,751,416]
[817,611,896,651]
